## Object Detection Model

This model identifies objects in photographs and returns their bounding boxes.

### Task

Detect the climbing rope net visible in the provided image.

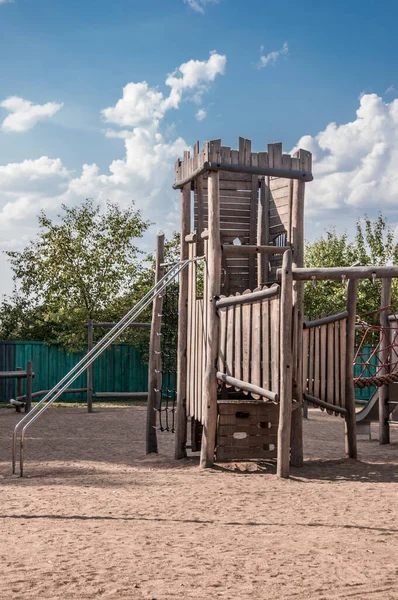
[354,306,398,388]
[157,280,179,432]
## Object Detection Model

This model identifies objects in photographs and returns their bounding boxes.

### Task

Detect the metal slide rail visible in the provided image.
[12,256,202,476]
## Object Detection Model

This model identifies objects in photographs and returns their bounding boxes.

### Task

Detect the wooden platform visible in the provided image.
[215,400,279,460]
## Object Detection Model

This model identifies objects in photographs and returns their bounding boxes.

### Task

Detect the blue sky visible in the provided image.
[1,0,398,291]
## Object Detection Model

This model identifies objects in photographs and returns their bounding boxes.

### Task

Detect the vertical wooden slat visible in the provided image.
[320,324,327,401]
[191,249,197,417]
[196,176,205,256]
[270,287,280,394]
[225,303,235,381]
[302,328,309,394]
[334,322,340,408]
[326,322,334,404]
[249,174,258,288]
[262,297,270,390]
[218,302,227,374]
[314,326,320,399]
[251,290,261,398]
[339,319,347,409]
[197,299,204,422]
[234,293,242,387]
[202,240,208,423]
[242,289,252,392]
[308,327,315,395]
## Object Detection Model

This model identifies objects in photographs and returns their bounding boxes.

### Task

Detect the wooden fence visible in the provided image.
[302,312,348,415]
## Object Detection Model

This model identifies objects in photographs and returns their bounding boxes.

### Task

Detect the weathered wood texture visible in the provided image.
[379,278,392,444]
[345,279,358,459]
[175,185,191,459]
[277,250,293,478]
[216,400,279,460]
[87,319,94,413]
[302,314,348,416]
[217,285,280,399]
[146,232,164,454]
[189,139,311,292]
[200,170,221,468]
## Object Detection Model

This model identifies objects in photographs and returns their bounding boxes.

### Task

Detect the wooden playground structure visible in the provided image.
[146,136,398,478]
[11,135,398,478]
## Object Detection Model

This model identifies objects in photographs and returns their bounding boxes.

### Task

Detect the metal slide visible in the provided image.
[356,383,398,426]
[12,256,200,477]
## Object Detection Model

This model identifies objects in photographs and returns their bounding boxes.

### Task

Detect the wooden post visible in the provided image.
[277,249,293,478]
[257,176,270,286]
[200,170,221,468]
[87,319,94,413]
[25,361,33,414]
[345,279,358,458]
[146,232,165,454]
[175,184,191,459]
[290,175,305,466]
[379,278,392,444]
[16,367,23,401]
[196,176,205,257]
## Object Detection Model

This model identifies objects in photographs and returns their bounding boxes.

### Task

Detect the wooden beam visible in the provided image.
[303,311,349,329]
[87,319,93,413]
[257,177,270,285]
[379,278,392,445]
[277,250,293,478]
[172,162,313,189]
[25,361,33,414]
[278,266,398,281]
[216,372,278,402]
[303,393,347,415]
[200,170,221,468]
[222,244,291,256]
[215,286,279,309]
[175,185,191,459]
[146,232,164,454]
[345,279,358,459]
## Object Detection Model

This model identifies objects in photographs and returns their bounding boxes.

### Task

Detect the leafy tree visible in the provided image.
[304,214,398,322]
[1,199,152,349]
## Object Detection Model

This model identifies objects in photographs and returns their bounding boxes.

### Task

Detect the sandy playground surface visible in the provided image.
[0,404,398,600]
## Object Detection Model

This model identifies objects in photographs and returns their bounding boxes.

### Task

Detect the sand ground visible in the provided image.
[0,405,397,600]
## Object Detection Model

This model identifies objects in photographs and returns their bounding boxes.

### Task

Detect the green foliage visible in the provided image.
[1,200,152,350]
[304,214,398,322]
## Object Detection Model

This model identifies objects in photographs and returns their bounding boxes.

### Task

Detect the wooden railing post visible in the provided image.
[277,249,293,478]
[379,278,392,444]
[146,232,165,454]
[290,174,305,466]
[87,319,93,413]
[175,184,191,459]
[25,361,33,414]
[345,279,358,458]
[200,170,221,468]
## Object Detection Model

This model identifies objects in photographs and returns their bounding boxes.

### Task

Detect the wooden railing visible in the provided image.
[302,312,349,415]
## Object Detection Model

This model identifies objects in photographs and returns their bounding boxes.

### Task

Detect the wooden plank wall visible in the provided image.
[217,286,280,396]
[302,318,347,416]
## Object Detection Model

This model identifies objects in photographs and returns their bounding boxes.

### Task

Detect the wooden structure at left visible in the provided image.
[146,137,313,477]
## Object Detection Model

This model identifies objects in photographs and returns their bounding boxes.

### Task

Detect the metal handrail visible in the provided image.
[12,256,202,476]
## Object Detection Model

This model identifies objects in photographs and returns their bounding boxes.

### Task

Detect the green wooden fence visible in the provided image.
[0,341,148,402]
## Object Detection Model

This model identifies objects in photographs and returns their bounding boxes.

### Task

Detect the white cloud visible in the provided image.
[0,52,227,292]
[386,85,396,95]
[195,108,207,121]
[0,96,63,132]
[184,0,219,14]
[258,42,288,69]
[102,51,226,129]
[292,93,398,234]
[0,0,14,4]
